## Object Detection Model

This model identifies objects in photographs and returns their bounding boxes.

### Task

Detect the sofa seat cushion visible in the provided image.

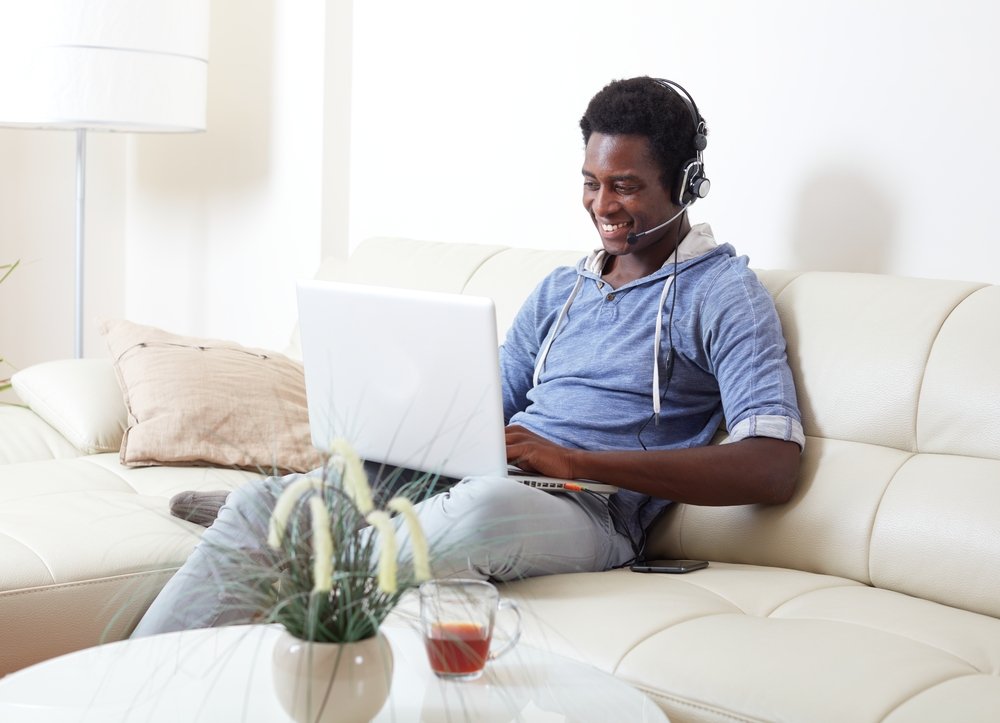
[0,454,261,589]
[0,453,263,674]
[509,565,1000,723]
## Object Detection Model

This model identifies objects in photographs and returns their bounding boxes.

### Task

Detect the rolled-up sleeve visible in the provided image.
[702,263,805,450]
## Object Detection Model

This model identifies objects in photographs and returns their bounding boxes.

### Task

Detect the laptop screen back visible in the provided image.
[296,280,508,480]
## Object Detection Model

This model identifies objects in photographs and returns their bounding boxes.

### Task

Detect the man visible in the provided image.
[133,76,802,636]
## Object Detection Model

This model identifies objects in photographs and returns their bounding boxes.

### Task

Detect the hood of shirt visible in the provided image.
[532,223,733,415]
[576,222,727,281]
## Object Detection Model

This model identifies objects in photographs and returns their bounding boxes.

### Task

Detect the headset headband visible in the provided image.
[650,77,710,205]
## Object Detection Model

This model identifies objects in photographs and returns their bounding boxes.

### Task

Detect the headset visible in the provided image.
[625,78,711,246]
[651,78,711,207]
[630,78,712,446]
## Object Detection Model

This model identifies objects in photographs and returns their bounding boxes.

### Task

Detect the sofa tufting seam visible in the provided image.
[0,568,178,598]
[876,671,991,722]
[768,602,990,673]
[759,267,802,300]
[763,579,863,618]
[911,284,988,454]
[76,453,256,499]
[865,450,915,584]
[45,453,143,496]
[611,610,741,675]
[0,531,56,585]
[633,685,763,723]
[674,502,690,558]
[457,247,513,294]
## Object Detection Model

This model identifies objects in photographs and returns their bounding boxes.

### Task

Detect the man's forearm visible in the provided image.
[568,437,800,506]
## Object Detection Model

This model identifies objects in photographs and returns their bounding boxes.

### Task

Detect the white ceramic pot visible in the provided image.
[272,628,394,723]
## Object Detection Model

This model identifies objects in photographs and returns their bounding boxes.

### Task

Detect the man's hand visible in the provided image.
[505,425,576,479]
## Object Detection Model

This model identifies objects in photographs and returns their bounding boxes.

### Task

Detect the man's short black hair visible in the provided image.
[580,76,699,194]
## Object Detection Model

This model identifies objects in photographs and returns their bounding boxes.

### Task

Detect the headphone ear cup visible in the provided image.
[676,159,710,206]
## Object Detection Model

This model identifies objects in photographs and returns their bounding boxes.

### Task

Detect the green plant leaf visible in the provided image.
[0,259,18,285]
[2,261,18,385]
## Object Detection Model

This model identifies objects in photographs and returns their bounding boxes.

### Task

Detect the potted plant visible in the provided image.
[220,438,435,723]
[1,260,18,394]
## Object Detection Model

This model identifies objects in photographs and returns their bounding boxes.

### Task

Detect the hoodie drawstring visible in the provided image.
[531,270,675,419]
[532,274,584,387]
[652,276,675,419]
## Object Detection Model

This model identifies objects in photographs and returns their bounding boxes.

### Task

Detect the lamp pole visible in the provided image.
[74,129,86,359]
[0,0,209,361]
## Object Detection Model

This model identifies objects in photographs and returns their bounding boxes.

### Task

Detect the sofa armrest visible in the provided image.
[11,359,127,455]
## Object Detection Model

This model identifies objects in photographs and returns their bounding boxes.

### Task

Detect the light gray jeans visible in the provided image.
[132,467,636,637]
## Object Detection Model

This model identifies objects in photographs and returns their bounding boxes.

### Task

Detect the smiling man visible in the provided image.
[500,76,804,551]
[133,77,804,636]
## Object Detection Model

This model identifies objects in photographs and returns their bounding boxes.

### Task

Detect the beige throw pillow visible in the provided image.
[101,319,322,473]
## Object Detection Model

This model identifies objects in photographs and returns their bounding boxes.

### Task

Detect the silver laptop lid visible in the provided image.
[296,280,508,480]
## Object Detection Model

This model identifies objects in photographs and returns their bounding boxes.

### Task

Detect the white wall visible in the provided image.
[125,0,326,351]
[1,0,327,384]
[349,0,1000,283]
[0,131,125,370]
[3,0,999,384]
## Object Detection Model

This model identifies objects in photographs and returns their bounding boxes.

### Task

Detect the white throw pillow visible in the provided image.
[11,358,128,454]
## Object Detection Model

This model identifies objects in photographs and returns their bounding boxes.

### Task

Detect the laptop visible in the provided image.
[295,280,618,494]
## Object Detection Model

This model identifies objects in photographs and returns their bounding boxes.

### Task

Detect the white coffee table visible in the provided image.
[0,624,667,722]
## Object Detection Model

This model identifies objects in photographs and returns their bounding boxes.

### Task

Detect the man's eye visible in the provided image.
[583,181,600,191]
[616,185,639,195]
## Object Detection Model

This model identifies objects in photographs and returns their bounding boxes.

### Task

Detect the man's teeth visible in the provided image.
[602,222,629,232]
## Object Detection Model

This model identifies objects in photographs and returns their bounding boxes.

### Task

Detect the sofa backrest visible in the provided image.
[654,270,1000,619]
[286,237,583,356]
[316,238,1000,619]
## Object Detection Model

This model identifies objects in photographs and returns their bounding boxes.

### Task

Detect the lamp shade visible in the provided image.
[0,0,209,132]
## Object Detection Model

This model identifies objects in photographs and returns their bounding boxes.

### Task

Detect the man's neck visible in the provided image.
[602,217,691,287]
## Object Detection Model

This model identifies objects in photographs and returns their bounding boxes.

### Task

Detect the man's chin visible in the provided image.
[598,230,634,252]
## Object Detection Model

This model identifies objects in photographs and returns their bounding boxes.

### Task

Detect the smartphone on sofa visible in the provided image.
[630,559,709,574]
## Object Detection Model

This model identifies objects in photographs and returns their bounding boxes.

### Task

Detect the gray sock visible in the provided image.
[169,490,231,527]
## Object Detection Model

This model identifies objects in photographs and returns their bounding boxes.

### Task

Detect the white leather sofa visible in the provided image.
[2,237,999,722]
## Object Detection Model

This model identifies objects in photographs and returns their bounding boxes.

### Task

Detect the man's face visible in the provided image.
[582,133,678,254]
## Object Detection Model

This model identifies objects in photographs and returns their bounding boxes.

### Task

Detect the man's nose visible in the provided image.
[591,187,621,217]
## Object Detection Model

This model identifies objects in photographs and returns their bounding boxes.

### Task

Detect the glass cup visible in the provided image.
[419,579,522,680]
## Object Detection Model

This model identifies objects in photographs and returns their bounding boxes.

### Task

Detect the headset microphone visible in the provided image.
[626,204,690,245]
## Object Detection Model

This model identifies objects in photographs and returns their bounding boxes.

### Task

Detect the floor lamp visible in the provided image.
[0,0,209,358]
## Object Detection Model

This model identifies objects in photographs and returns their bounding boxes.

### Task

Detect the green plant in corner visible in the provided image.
[0,260,19,394]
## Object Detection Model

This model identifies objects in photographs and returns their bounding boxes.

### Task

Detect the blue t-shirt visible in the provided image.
[499,224,803,544]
